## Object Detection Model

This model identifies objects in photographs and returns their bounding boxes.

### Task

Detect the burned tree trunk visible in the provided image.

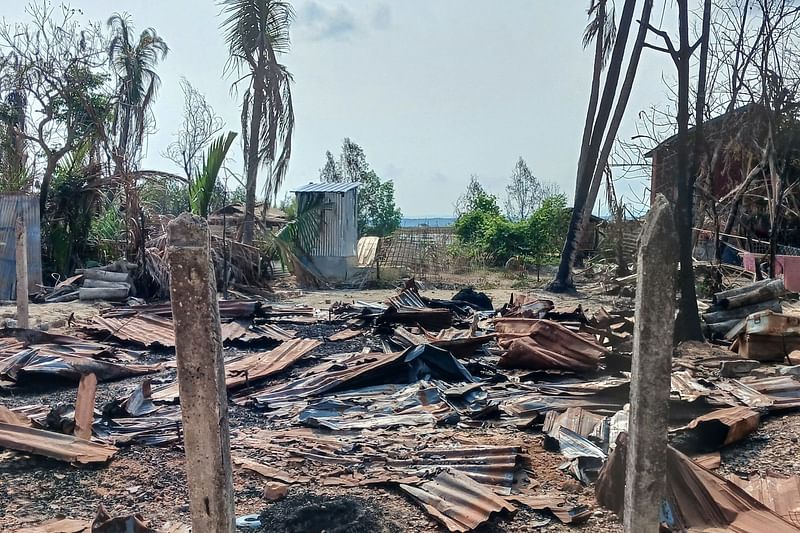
[548,0,638,292]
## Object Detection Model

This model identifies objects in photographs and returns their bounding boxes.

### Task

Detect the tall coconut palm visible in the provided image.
[107,13,168,171]
[549,0,637,292]
[220,0,295,244]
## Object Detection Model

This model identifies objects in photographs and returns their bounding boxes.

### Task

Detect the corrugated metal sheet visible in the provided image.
[728,473,800,526]
[0,194,42,300]
[400,470,516,532]
[83,314,176,348]
[296,189,358,258]
[293,182,360,193]
[152,338,321,402]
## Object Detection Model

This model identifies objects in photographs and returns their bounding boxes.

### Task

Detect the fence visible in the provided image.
[375,227,490,285]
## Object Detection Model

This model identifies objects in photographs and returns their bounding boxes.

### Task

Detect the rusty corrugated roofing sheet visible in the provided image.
[0,421,117,464]
[102,299,261,319]
[400,470,515,532]
[728,473,800,527]
[152,338,320,402]
[220,320,296,343]
[83,314,176,348]
[495,319,607,372]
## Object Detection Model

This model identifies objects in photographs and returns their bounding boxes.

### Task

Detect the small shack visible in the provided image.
[293,182,359,281]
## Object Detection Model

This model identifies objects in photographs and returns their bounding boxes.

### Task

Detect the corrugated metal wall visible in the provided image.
[298,190,357,258]
[0,194,42,300]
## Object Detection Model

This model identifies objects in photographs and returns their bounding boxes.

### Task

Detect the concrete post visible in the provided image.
[166,213,234,533]
[15,216,28,329]
[623,194,677,533]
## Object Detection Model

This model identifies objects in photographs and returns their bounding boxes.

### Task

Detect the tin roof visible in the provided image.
[292,182,360,193]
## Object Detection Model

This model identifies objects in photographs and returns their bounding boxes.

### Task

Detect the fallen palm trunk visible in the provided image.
[79,287,130,301]
[718,279,785,310]
[713,278,780,304]
[702,300,782,324]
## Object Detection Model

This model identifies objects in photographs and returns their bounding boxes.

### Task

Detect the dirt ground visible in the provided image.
[0,274,796,532]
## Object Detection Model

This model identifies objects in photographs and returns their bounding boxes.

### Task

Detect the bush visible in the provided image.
[454,185,569,269]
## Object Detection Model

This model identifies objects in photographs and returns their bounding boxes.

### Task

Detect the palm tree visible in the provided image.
[549,0,637,292]
[220,0,295,244]
[577,0,653,252]
[189,131,238,218]
[107,13,168,170]
[578,1,616,179]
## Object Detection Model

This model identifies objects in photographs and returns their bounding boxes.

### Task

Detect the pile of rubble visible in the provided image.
[2,278,800,531]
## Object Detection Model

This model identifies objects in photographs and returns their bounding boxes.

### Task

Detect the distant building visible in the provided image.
[645,104,766,204]
[293,182,360,280]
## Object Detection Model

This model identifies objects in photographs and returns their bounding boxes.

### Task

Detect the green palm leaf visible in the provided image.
[189,131,238,217]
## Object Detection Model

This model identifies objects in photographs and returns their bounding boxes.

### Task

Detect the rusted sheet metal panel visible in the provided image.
[598,433,800,532]
[495,319,607,372]
[740,376,800,410]
[686,406,760,447]
[152,338,320,402]
[0,194,41,300]
[220,319,296,343]
[543,407,608,439]
[244,351,406,405]
[0,421,117,464]
[102,299,261,319]
[297,189,358,258]
[0,349,159,383]
[728,473,800,527]
[83,314,176,348]
[400,470,516,532]
[357,236,380,266]
[0,328,115,359]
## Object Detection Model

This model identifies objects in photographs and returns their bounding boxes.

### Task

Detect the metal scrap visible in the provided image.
[244,344,474,407]
[82,314,176,348]
[400,470,516,532]
[728,473,800,527]
[0,349,160,383]
[684,406,761,450]
[0,421,117,464]
[596,432,800,532]
[220,319,296,343]
[152,338,321,402]
[507,494,591,524]
[495,319,607,372]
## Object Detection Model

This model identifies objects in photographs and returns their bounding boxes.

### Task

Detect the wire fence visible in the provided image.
[376,227,491,286]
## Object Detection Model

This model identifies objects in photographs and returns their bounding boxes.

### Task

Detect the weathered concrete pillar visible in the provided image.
[623,194,677,533]
[15,216,28,329]
[166,213,234,533]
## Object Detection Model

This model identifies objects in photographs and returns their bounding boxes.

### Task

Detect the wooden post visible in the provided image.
[15,216,28,329]
[624,195,677,533]
[166,213,235,533]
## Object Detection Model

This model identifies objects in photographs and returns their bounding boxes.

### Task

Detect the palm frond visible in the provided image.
[189,131,238,217]
[583,0,617,66]
[220,0,294,75]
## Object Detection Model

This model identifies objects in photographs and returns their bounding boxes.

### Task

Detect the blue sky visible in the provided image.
[4,0,676,217]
